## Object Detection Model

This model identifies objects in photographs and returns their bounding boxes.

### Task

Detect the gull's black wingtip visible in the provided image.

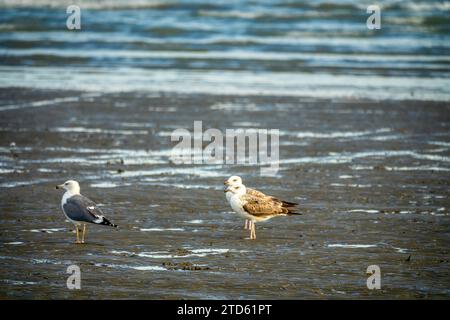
[98,217,118,228]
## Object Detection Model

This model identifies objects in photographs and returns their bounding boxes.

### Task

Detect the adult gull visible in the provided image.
[56,180,117,244]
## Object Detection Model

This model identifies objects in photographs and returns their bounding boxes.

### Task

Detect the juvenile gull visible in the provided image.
[56,180,117,244]
[224,175,298,230]
[225,183,300,240]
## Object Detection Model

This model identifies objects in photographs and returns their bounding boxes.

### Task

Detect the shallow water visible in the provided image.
[0,88,449,299]
[0,0,449,100]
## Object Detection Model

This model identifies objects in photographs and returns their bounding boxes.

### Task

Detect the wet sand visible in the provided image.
[0,88,449,299]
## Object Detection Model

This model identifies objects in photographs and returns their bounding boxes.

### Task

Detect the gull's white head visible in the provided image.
[224,184,246,196]
[224,175,243,186]
[56,180,80,194]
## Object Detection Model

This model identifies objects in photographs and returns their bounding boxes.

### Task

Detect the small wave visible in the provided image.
[328,244,377,249]
[51,127,148,135]
[350,165,373,170]
[147,106,177,112]
[2,66,448,102]
[369,134,406,141]
[0,178,56,188]
[331,183,372,188]
[210,102,261,112]
[140,228,185,232]
[111,248,240,259]
[0,96,80,112]
[428,141,450,147]
[186,219,204,224]
[132,265,166,271]
[29,228,65,233]
[2,279,37,285]
[232,122,261,127]
[393,247,408,254]
[404,2,450,12]
[0,168,17,174]
[31,258,63,265]
[37,168,60,173]
[385,166,450,172]
[348,209,380,214]
[94,262,167,271]
[0,0,173,9]
[143,181,217,190]
[281,150,450,166]
[90,182,120,188]
[283,128,391,139]
[116,166,223,178]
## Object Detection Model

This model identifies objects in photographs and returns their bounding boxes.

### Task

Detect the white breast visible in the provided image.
[225,191,232,203]
[61,191,71,207]
[229,194,253,221]
[61,191,79,225]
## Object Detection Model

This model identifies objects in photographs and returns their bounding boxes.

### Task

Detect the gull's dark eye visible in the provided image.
[65,183,68,185]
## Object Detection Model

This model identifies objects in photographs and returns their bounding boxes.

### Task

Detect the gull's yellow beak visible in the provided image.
[224,180,230,186]
[55,184,64,190]
[224,186,230,193]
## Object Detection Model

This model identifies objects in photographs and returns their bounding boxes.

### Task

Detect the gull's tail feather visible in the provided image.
[271,197,298,207]
[282,200,298,207]
[283,203,301,215]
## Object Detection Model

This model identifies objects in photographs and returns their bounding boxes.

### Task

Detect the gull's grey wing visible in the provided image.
[63,195,117,227]
[63,195,104,223]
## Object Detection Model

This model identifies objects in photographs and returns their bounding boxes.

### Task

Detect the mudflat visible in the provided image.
[0,88,449,299]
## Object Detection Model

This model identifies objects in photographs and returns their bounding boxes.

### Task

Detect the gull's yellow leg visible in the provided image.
[250,222,256,240]
[244,219,249,229]
[81,224,86,244]
[75,226,80,244]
